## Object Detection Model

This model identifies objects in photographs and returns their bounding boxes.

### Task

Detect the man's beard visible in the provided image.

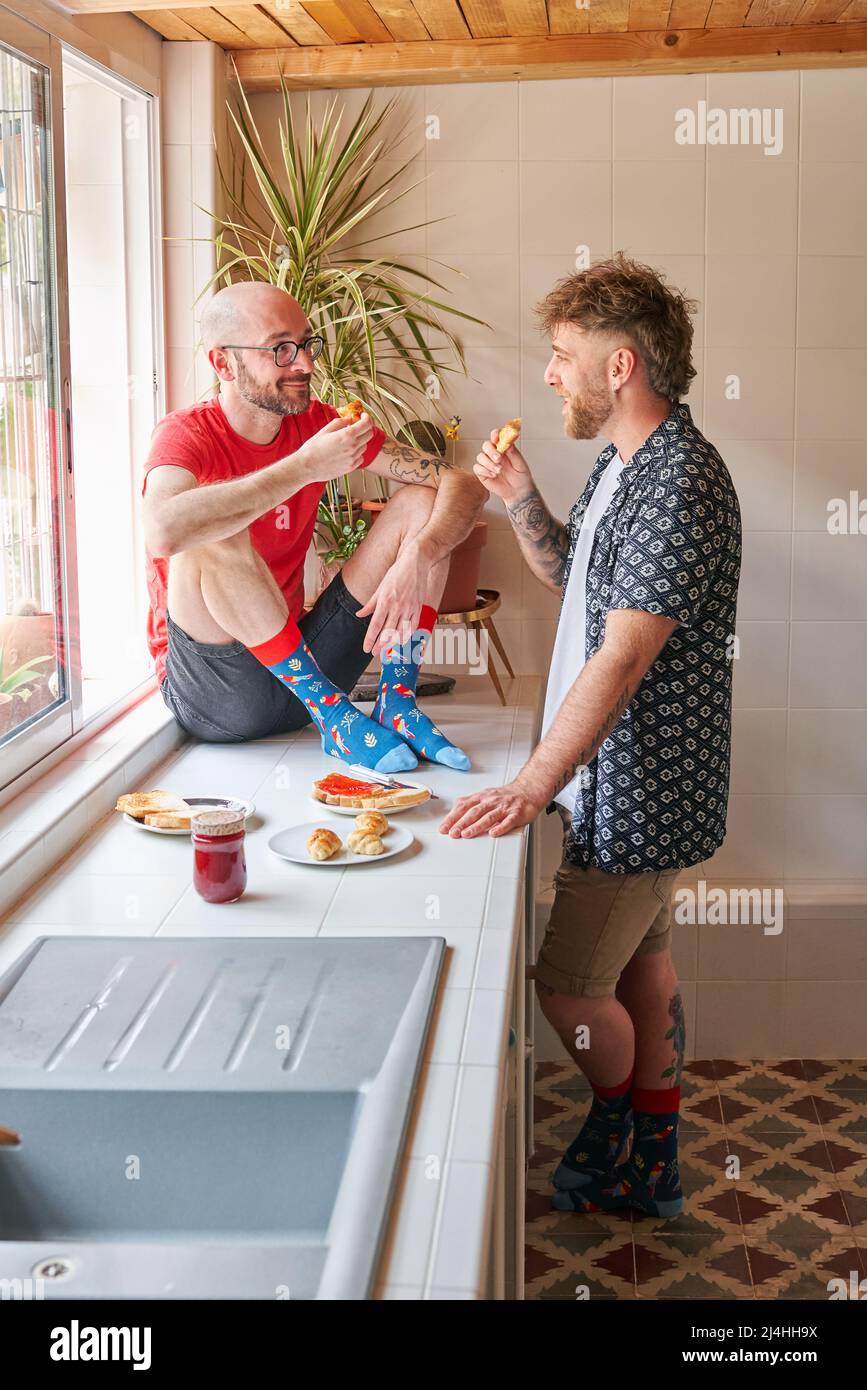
[562,373,615,440]
[234,357,311,416]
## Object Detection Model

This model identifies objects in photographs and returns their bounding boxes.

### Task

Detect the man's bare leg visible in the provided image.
[534,982,635,1086]
[340,482,450,616]
[167,482,447,646]
[545,949,686,1211]
[533,949,682,1089]
[614,948,683,1089]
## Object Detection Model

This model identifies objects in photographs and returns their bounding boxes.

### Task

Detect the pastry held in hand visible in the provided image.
[355,810,389,836]
[307,827,342,861]
[495,417,521,453]
[336,399,364,423]
[347,828,385,856]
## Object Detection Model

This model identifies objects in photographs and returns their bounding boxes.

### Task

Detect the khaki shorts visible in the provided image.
[534,809,682,998]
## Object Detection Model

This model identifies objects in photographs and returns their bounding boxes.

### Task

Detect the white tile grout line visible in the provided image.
[420,686,525,1295]
[783,71,803,879]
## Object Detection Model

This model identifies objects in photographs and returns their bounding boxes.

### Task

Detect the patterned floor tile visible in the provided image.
[525,1057,867,1302]
[749,1239,865,1299]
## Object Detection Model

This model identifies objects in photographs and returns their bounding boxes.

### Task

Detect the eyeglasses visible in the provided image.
[222,336,325,367]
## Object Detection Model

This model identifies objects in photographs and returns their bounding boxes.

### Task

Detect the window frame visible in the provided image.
[0,12,164,795]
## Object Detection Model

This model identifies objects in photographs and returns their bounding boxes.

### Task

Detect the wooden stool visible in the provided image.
[437,588,515,707]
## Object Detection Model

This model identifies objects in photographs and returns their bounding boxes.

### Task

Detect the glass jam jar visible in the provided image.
[191,809,247,904]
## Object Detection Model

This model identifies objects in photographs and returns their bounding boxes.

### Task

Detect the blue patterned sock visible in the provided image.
[552,1086,683,1217]
[249,617,417,774]
[553,1071,634,1191]
[372,605,471,770]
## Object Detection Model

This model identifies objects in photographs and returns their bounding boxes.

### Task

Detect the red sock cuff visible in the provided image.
[592,1068,634,1100]
[631,1085,681,1115]
[417,604,438,635]
[248,614,302,667]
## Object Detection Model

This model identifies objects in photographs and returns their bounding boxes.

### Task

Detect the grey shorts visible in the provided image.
[160,570,373,743]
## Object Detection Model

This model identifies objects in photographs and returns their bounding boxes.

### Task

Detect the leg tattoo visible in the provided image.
[662,990,685,1085]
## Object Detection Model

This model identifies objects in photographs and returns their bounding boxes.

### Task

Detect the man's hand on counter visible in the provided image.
[438,777,547,838]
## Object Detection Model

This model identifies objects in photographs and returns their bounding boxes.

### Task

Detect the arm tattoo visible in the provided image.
[549,680,632,797]
[505,487,570,588]
[379,438,453,486]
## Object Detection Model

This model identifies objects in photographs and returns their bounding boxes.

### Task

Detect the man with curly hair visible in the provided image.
[440,254,741,1218]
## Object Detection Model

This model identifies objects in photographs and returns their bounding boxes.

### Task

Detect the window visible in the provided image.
[0,16,160,794]
[62,52,159,722]
[0,25,69,782]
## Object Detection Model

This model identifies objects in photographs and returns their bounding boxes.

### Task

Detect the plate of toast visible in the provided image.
[116,789,255,835]
[310,772,431,814]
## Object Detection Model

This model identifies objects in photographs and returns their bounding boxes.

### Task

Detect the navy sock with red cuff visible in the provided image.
[552,1084,683,1217]
[553,1069,634,1191]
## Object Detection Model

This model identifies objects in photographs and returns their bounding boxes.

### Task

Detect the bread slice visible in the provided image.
[496,417,521,453]
[312,775,430,811]
[144,811,193,830]
[116,789,191,820]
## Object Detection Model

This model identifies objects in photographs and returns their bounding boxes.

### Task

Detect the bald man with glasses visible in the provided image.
[142,282,486,769]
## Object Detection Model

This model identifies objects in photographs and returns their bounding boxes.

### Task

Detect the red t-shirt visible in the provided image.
[142,395,386,686]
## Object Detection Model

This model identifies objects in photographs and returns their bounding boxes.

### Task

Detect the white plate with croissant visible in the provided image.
[268,817,413,867]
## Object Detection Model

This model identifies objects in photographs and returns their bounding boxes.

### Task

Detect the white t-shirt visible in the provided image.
[540,451,627,815]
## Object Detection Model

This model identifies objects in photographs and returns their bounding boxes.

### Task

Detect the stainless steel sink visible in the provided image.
[0,935,444,1299]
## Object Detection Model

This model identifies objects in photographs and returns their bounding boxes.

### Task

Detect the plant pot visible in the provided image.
[440,521,488,612]
[359,499,386,522]
[0,692,14,737]
[0,612,56,671]
[361,505,488,613]
[317,554,344,593]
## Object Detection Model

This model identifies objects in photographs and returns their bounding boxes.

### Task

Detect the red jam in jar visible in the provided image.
[191,809,247,904]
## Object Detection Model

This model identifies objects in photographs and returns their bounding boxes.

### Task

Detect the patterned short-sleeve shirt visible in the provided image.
[555,402,742,874]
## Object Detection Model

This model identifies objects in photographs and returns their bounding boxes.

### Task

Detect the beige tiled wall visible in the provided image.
[241,70,867,896]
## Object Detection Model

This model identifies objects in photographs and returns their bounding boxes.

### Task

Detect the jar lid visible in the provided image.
[191,808,246,837]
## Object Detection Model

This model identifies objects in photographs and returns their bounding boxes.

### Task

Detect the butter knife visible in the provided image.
[346,763,439,801]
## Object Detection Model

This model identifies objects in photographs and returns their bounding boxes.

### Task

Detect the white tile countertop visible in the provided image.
[0,674,543,1300]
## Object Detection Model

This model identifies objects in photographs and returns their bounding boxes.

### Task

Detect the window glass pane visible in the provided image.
[62,55,156,722]
[0,42,65,749]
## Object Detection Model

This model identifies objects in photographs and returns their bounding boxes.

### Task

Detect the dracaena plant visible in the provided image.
[195,66,485,548]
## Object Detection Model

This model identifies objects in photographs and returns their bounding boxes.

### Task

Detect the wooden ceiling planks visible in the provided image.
[458,0,511,39]
[668,0,712,23]
[403,0,472,36]
[499,0,549,35]
[294,0,367,39]
[795,0,853,19]
[365,0,432,39]
[132,7,206,36]
[226,20,867,86]
[587,0,631,31]
[547,0,592,36]
[705,0,752,25]
[628,0,670,28]
[121,0,867,83]
[324,0,396,40]
[745,0,807,24]
[258,0,336,41]
[213,3,301,42]
[178,5,259,40]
